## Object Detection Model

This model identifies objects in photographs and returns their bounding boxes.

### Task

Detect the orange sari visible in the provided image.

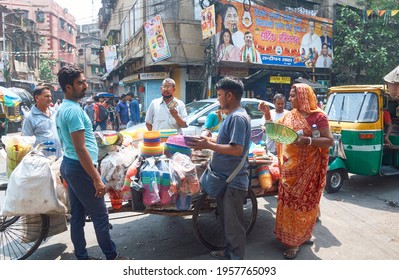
[274,84,329,247]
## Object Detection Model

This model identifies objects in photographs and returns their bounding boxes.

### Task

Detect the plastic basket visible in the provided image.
[264,122,298,144]
[251,128,264,144]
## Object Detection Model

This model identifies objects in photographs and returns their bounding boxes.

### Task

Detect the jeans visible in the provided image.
[61,156,118,260]
[93,120,107,131]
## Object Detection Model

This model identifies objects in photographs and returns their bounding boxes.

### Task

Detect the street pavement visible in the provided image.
[1,132,399,261]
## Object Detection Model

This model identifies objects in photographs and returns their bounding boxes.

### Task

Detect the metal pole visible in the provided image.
[2,12,5,53]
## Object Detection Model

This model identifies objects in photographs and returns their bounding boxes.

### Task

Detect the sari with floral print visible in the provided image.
[274,84,330,247]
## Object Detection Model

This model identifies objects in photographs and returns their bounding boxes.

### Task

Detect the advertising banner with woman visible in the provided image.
[214,0,333,68]
[201,5,216,39]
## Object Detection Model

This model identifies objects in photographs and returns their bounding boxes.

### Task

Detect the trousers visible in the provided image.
[61,156,118,260]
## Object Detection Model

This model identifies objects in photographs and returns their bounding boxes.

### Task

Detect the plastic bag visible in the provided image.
[2,135,36,177]
[169,152,200,195]
[140,157,160,206]
[1,151,67,216]
[156,158,175,205]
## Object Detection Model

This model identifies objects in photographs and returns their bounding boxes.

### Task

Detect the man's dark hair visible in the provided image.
[93,95,100,102]
[126,92,134,97]
[33,85,51,101]
[57,65,83,92]
[215,76,244,100]
[121,93,127,99]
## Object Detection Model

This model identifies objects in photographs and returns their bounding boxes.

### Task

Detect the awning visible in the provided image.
[294,77,327,89]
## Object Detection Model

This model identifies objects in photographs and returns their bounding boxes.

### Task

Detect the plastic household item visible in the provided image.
[264,122,298,144]
[166,135,188,147]
[176,194,191,210]
[159,129,178,143]
[102,131,118,145]
[164,143,192,158]
[108,188,122,210]
[251,128,264,144]
[256,165,273,191]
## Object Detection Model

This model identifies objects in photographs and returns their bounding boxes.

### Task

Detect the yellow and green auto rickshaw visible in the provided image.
[324,85,399,193]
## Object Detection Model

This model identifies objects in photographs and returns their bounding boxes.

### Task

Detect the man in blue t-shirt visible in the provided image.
[188,76,251,260]
[126,92,140,127]
[116,94,129,130]
[56,65,125,260]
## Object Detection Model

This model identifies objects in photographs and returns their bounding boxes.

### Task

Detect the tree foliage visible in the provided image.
[332,5,399,85]
[39,56,57,83]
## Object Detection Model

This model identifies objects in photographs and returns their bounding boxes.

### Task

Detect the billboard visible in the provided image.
[215,0,333,68]
[144,15,171,63]
[103,45,118,73]
[201,5,216,39]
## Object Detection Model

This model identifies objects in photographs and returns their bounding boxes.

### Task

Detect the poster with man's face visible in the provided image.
[144,15,171,63]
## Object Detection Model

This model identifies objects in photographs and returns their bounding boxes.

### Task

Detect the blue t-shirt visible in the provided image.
[56,99,98,165]
[129,99,140,124]
[211,107,251,191]
[116,101,129,124]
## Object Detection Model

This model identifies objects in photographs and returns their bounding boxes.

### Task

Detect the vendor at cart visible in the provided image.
[145,78,188,134]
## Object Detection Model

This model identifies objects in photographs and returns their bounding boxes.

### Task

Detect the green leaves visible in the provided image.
[39,57,57,83]
[332,5,399,85]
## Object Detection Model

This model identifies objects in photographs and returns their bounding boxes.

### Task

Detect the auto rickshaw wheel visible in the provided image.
[325,169,346,193]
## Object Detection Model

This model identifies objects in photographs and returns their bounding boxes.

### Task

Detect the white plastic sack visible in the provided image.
[1,152,67,216]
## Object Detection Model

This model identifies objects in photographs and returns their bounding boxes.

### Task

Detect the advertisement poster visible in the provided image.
[103,45,118,73]
[144,15,171,63]
[201,5,216,39]
[215,0,333,68]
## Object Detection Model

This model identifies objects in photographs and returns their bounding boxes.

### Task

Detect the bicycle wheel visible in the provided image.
[192,188,258,251]
[0,214,49,260]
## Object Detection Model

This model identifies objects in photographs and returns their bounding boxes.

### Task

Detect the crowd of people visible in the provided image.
[12,61,335,261]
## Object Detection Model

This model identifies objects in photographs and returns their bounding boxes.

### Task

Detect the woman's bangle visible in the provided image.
[308,137,312,146]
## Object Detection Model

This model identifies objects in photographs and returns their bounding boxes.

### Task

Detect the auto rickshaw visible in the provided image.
[324,85,399,193]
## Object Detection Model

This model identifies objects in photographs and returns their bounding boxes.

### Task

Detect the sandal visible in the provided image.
[210,250,230,260]
[283,246,300,260]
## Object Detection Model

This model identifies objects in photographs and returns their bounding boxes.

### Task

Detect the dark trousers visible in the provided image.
[217,187,247,260]
[61,156,117,260]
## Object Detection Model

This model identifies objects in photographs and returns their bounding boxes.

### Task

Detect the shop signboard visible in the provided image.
[215,0,333,69]
[104,45,118,73]
[270,76,291,84]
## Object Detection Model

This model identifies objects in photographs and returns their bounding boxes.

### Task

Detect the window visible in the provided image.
[67,44,73,53]
[60,40,66,51]
[67,24,73,34]
[36,11,45,22]
[59,18,65,29]
[91,48,100,55]
[325,92,379,123]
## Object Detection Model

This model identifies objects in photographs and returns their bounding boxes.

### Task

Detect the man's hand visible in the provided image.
[169,107,179,118]
[258,101,272,121]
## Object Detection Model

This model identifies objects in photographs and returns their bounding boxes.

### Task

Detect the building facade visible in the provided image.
[76,23,105,93]
[98,0,359,111]
[1,0,77,83]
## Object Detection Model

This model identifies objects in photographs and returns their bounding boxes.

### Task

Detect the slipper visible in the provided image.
[210,250,229,260]
[283,246,300,260]
[304,236,315,245]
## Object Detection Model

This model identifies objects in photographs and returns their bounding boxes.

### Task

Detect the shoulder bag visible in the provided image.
[199,150,248,198]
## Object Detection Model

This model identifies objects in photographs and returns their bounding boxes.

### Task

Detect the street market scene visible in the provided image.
[0,0,398,275]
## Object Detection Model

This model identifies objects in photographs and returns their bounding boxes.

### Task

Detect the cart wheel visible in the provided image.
[0,214,49,260]
[192,188,258,251]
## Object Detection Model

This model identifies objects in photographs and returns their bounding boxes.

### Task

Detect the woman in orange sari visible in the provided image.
[259,83,333,259]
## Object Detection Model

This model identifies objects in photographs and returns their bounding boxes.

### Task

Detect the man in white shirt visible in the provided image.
[300,18,322,62]
[240,31,262,63]
[145,78,188,134]
[260,93,288,154]
[315,43,333,68]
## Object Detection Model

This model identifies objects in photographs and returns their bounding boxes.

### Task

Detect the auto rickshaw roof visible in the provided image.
[328,84,387,93]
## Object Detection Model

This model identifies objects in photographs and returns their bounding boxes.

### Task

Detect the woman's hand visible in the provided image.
[293,136,311,146]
